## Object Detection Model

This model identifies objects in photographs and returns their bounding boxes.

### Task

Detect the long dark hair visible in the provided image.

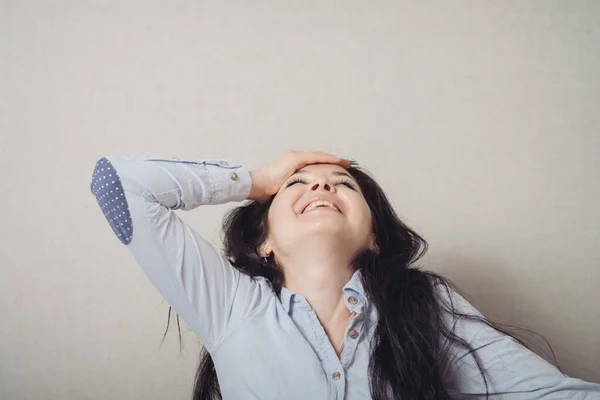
[162,166,559,399]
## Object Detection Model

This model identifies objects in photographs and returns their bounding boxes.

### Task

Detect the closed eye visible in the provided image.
[333,179,357,191]
[285,177,308,188]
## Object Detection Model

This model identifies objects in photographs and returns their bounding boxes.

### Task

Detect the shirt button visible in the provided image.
[229,172,238,181]
[348,296,358,305]
[348,329,358,339]
[220,160,230,166]
[331,371,341,381]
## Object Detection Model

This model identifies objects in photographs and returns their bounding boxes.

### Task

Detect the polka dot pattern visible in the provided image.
[90,158,133,245]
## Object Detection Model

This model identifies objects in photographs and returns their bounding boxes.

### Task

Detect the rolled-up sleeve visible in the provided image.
[438,285,600,399]
[90,156,264,350]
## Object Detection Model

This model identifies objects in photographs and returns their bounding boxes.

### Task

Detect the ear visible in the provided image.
[257,243,271,257]
[370,238,380,255]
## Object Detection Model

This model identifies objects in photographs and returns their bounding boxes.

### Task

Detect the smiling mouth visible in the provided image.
[301,200,341,214]
[304,207,339,214]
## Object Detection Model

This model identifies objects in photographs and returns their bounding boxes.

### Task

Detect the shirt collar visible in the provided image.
[343,268,367,307]
[279,286,295,314]
[279,269,368,314]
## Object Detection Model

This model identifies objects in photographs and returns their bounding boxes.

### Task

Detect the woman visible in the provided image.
[90,150,600,399]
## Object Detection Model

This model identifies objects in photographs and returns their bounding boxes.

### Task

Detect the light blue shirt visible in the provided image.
[90,156,600,399]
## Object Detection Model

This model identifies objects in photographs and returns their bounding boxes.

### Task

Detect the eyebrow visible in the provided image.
[293,169,355,181]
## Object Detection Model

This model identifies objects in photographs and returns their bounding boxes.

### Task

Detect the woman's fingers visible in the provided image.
[248,150,354,201]
[293,151,351,169]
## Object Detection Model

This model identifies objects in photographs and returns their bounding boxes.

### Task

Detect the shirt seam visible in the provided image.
[137,189,209,345]
[206,163,216,203]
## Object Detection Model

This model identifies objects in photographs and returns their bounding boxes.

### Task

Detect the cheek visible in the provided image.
[351,201,374,233]
[269,196,293,220]
[341,193,370,220]
[266,198,296,235]
[361,208,374,230]
[270,190,301,217]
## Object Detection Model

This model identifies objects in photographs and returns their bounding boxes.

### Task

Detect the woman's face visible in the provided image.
[264,163,375,258]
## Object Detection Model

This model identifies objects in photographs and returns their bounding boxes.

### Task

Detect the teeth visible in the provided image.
[303,200,339,213]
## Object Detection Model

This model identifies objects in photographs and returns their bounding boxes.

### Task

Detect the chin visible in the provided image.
[304,220,348,235]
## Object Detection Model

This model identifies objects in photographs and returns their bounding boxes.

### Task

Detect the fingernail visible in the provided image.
[338,156,358,166]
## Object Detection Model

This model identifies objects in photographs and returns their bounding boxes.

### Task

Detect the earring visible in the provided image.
[263,244,270,263]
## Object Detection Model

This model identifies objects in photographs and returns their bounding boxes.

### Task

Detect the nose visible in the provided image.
[310,180,336,193]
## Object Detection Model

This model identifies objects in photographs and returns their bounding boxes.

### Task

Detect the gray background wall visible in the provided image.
[1,1,598,399]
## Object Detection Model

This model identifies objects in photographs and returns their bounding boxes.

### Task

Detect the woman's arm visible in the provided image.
[90,156,263,351]
[439,286,600,399]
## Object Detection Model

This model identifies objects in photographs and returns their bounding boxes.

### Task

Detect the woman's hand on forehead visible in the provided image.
[248,150,353,202]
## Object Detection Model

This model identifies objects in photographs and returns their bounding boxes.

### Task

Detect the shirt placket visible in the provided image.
[286,283,368,400]
[319,292,366,399]
[340,293,365,370]
[292,297,349,399]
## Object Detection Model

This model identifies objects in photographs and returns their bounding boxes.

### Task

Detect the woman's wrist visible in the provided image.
[248,170,266,201]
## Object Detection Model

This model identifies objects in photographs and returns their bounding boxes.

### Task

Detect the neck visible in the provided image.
[279,242,355,325]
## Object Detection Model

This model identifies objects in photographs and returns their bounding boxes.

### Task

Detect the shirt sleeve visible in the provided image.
[438,285,600,399]
[90,156,265,351]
